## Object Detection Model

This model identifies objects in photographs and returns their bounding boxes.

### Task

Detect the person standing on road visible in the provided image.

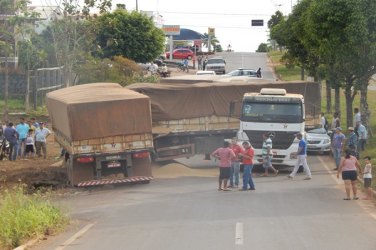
[4,122,19,161]
[362,156,373,200]
[337,149,362,200]
[332,127,346,170]
[197,55,203,70]
[346,127,358,151]
[288,133,312,180]
[182,58,189,72]
[203,56,208,70]
[356,121,367,151]
[238,141,255,191]
[256,68,262,78]
[228,138,243,188]
[15,117,30,159]
[260,133,278,177]
[321,113,329,131]
[35,122,51,159]
[211,141,235,191]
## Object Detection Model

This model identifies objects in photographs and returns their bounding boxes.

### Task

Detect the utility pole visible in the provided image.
[136,0,138,11]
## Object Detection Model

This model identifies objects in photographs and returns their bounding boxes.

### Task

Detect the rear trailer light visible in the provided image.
[76,157,95,163]
[132,151,150,159]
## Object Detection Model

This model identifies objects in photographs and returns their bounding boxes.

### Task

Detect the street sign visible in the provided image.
[251,19,264,26]
[162,25,181,36]
[208,27,215,36]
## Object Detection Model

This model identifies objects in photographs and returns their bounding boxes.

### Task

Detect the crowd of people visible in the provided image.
[319,108,372,200]
[211,107,372,201]
[211,132,312,192]
[0,117,51,161]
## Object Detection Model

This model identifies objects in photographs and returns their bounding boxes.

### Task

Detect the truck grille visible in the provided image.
[245,131,297,149]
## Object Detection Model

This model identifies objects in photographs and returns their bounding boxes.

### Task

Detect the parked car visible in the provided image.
[205,57,226,74]
[165,48,194,59]
[306,128,331,154]
[225,68,257,77]
[196,70,216,75]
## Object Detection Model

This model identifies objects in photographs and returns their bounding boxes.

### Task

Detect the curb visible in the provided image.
[13,238,39,250]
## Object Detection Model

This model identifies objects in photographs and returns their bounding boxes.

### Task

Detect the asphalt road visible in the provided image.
[35,155,376,250]
[217,52,276,80]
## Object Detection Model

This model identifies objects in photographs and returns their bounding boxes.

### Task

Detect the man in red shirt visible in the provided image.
[239,141,255,191]
[228,138,243,188]
[211,141,236,191]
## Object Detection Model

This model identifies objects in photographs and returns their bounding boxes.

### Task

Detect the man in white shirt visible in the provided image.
[354,108,361,126]
[35,122,51,159]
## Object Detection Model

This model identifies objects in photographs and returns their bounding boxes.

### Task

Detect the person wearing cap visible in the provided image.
[346,127,357,151]
[332,127,346,170]
[35,122,51,159]
[288,133,312,180]
[260,133,278,177]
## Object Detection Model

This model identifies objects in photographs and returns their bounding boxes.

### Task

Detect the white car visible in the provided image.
[306,128,331,154]
[225,68,257,77]
[196,70,216,75]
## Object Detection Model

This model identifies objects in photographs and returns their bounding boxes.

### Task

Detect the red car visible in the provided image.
[165,48,194,59]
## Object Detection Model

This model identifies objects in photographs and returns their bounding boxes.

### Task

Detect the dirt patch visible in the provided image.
[0,134,67,189]
[0,70,203,190]
[152,162,218,179]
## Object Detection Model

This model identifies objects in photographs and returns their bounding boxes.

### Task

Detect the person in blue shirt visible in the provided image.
[182,58,189,72]
[288,132,312,180]
[15,117,30,159]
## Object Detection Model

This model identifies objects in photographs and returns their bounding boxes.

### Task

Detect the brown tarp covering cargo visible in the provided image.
[127,81,321,122]
[46,83,152,141]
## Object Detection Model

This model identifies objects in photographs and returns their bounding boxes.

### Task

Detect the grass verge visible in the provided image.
[0,186,68,249]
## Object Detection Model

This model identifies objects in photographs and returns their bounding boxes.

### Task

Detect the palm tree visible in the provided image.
[202,33,219,52]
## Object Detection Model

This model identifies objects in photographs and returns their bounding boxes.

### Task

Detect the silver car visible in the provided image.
[225,68,257,77]
[306,128,331,154]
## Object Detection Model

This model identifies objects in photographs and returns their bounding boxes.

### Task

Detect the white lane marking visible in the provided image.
[318,156,341,184]
[55,223,96,250]
[235,222,244,245]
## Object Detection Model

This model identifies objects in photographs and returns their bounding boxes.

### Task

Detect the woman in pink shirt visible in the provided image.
[337,149,362,200]
[211,141,235,191]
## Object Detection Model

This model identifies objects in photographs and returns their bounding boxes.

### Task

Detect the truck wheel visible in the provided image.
[64,155,74,186]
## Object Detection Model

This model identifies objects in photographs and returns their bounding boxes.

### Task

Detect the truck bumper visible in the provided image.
[77,176,153,187]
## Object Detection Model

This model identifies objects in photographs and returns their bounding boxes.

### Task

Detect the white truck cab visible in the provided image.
[237,88,305,167]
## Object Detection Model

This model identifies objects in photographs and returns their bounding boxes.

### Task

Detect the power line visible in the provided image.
[159,11,271,17]
[179,24,268,30]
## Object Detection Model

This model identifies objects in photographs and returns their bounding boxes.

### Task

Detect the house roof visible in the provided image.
[171,28,203,41]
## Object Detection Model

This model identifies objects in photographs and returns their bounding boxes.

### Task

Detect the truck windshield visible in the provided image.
[242,102,303,123]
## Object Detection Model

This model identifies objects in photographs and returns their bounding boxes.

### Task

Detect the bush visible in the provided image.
[75,55,161,86]
[0,186,68,249]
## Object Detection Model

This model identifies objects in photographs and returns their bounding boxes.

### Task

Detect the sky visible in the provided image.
[31,0,298,52]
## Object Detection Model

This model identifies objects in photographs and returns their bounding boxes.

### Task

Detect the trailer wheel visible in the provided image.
[64,154,74,186]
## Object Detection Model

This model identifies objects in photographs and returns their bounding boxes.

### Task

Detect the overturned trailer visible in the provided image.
[127,80,321,161]
[47,83,153,187]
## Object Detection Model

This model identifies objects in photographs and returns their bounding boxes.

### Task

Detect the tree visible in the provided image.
[256,43,269,52]
[201,33,219,52]
[306,0,376,128]
[267,11,284,29]
[0,0,39,119]
[95,10,165,63]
